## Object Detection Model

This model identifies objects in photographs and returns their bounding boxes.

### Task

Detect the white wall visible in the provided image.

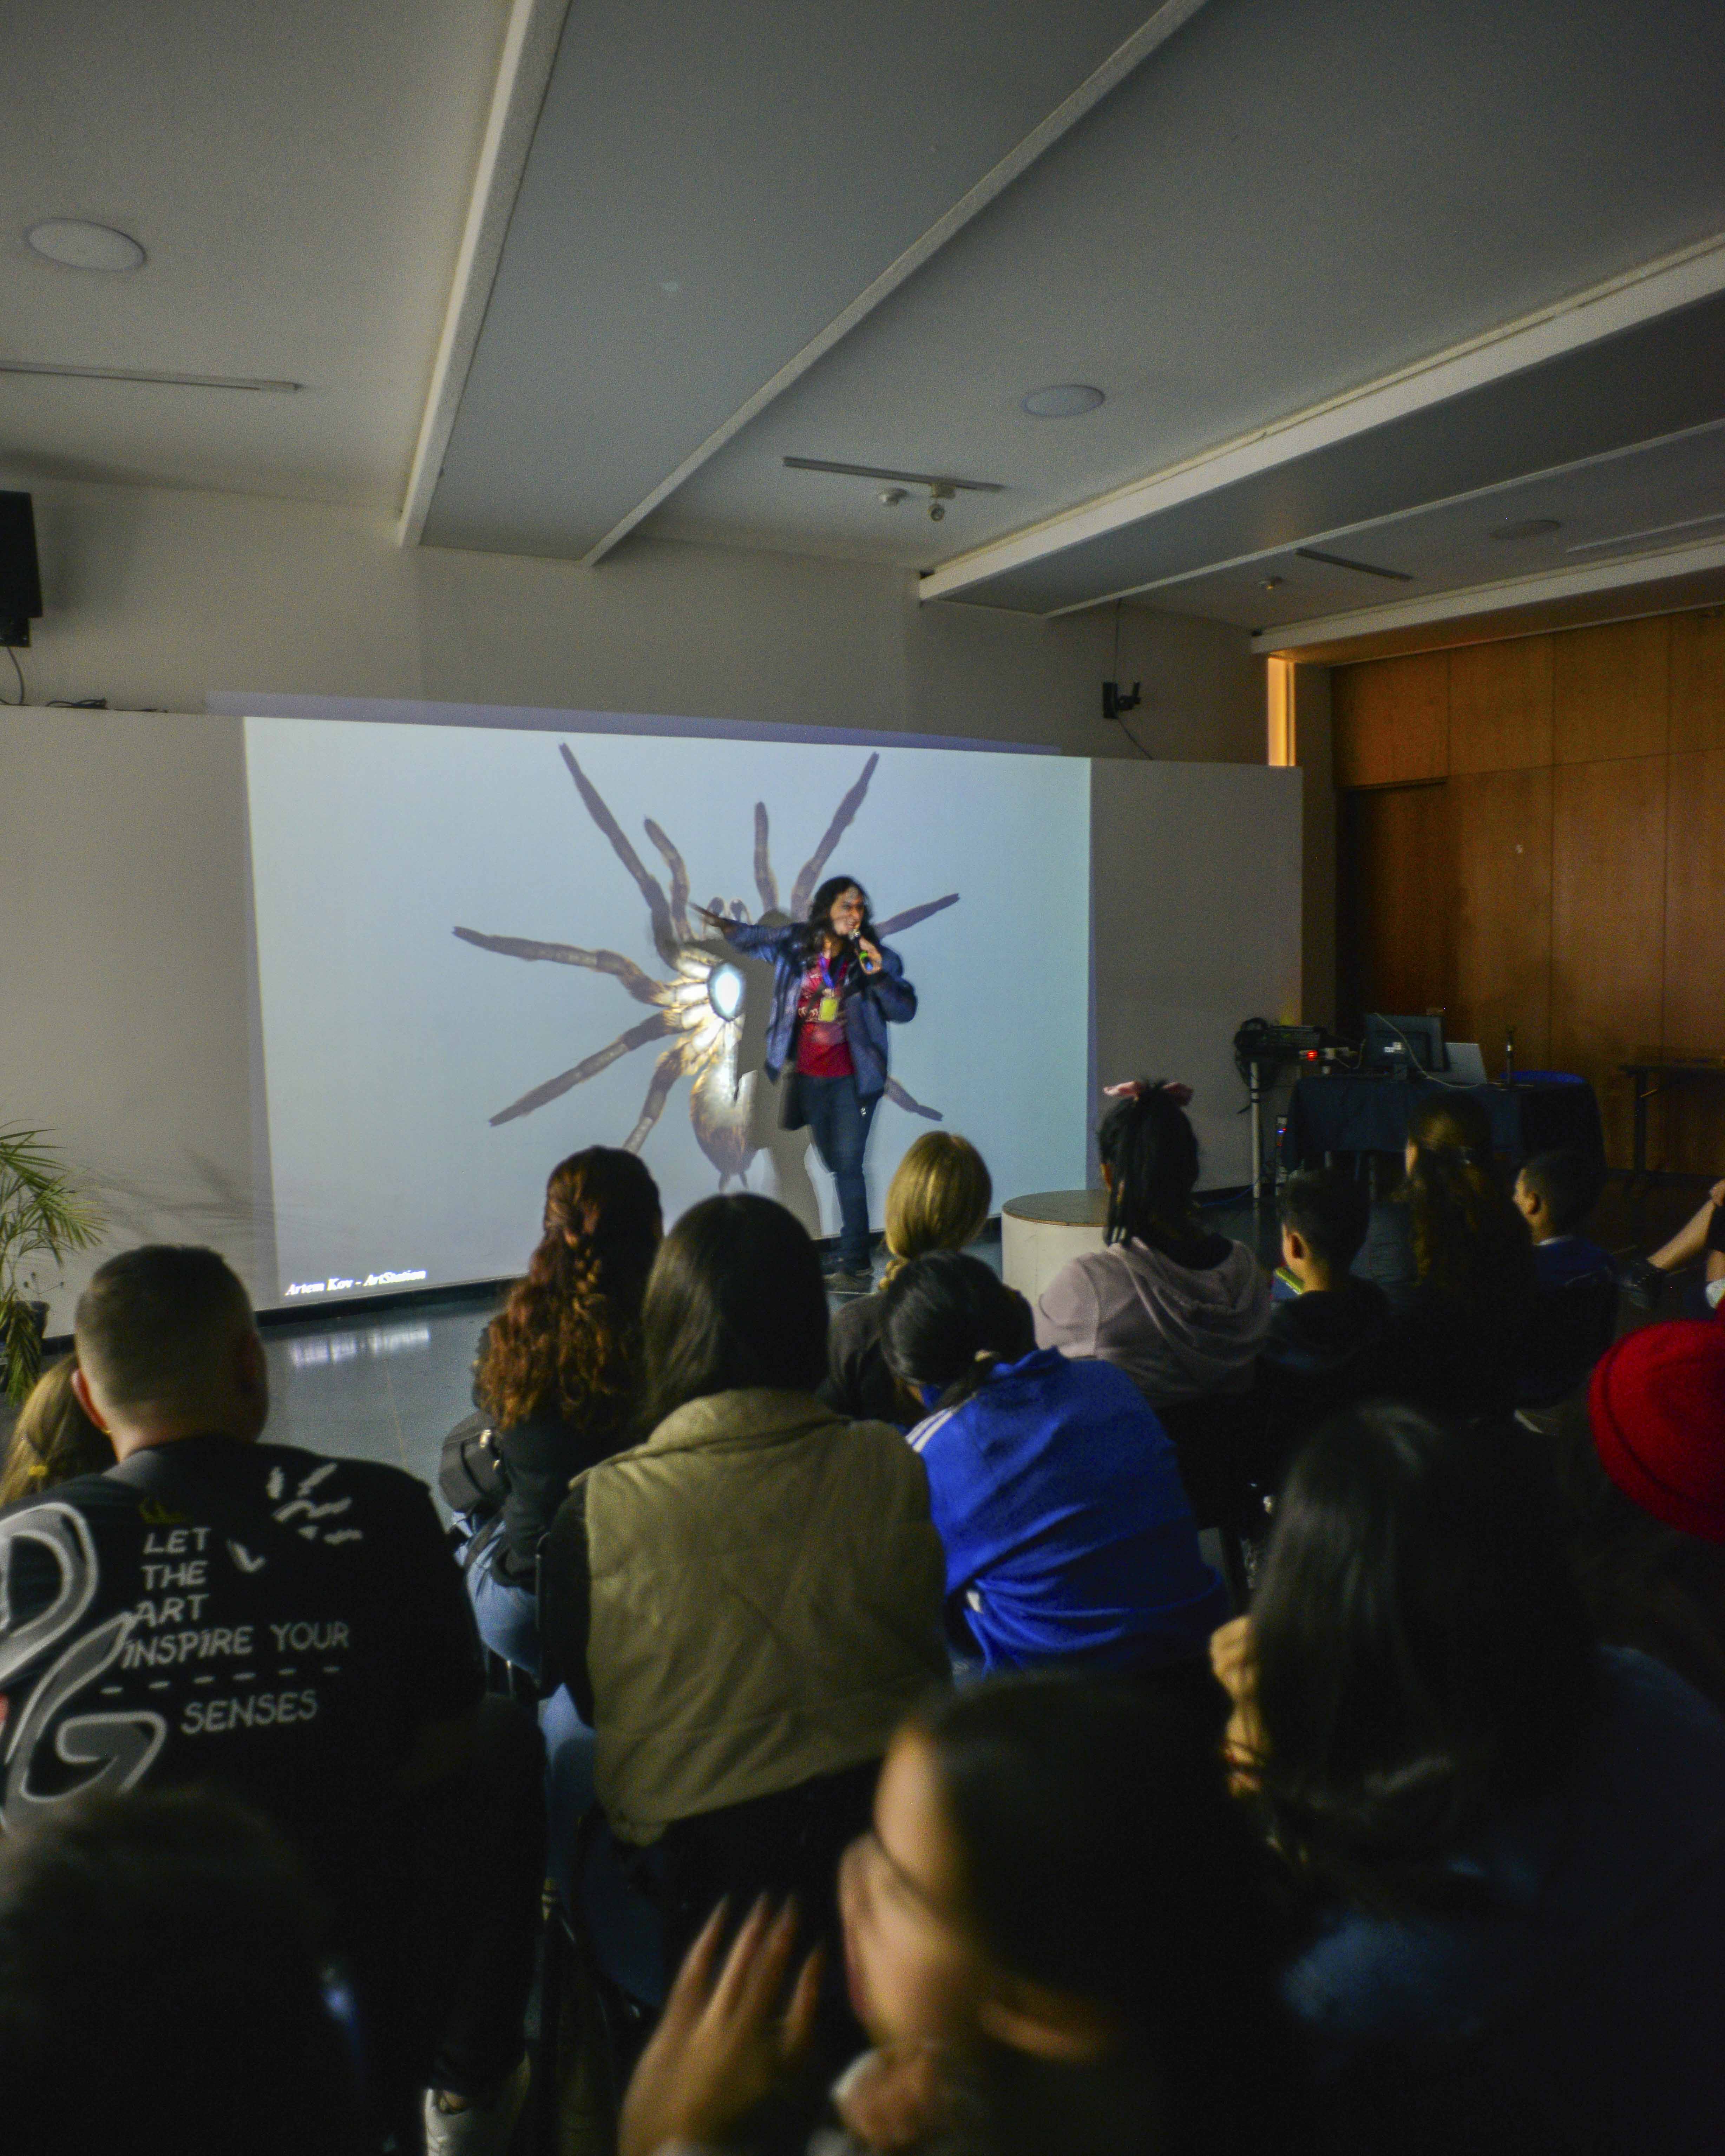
[1090,762,1303,1190]
[0,478,1269,1329]
[6,476,1265,760]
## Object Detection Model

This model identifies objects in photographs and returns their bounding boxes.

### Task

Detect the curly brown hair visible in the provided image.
[474,1149,663,1432]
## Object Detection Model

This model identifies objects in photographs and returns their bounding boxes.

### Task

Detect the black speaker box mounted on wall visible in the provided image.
[0,492,44,648]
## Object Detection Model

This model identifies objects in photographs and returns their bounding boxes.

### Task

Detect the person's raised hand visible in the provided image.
[856,936,883,975]
[1710,1178,1725,1209]
[618,1897,824,2156]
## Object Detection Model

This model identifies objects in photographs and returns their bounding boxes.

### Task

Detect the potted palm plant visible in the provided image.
[0,1127,102,1404]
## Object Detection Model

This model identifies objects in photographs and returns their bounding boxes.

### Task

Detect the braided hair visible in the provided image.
[475,1148,662,1431]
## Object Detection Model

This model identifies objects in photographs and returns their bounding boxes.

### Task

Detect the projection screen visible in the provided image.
[243,715,1092,1304]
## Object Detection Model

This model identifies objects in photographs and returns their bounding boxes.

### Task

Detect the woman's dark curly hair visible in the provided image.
[475,1148,662,1431]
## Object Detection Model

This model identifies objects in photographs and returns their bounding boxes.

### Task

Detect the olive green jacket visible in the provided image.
[542,1388,949,1844]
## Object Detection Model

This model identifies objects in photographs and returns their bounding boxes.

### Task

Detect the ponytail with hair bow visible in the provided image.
[1103,1078,1194,1107]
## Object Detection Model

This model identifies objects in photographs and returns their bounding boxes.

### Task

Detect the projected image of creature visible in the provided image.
[454,747,959,1185]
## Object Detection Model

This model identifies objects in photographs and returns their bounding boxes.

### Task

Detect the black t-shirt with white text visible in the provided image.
[0,1436,483,1887]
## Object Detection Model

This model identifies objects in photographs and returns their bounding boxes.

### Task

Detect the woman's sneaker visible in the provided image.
[1617,1252,1666,1312]
[826,1267,874,1297]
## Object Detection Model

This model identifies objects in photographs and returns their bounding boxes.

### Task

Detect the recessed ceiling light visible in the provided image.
[26,219,145,271]
[1488,517,1561,542]
[1020,383,1104,419]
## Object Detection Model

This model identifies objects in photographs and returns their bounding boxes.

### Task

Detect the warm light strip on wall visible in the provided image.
[1267,655,1296,765]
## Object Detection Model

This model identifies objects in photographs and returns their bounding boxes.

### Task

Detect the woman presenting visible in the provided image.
[702,876,916,1292]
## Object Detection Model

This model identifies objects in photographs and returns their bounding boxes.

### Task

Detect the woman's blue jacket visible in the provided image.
[722,921,916,1101]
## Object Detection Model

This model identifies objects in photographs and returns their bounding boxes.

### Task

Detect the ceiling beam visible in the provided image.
[1250,532,1725,656]
[918,232,1725,607]
[576,0,1213,568]
[396,0,570,548]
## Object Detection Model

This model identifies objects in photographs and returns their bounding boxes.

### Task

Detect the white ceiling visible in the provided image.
[0,0,507,504]
[420,0,1161,557]
[4,0,1724,645]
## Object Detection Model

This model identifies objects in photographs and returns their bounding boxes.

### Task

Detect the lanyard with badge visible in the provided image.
[814,949,843,1025]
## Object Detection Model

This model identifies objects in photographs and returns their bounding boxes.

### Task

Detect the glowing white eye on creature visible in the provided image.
[708,963,744,1020]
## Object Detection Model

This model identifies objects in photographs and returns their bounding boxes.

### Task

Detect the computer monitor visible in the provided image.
[1363,1011,1447,1075]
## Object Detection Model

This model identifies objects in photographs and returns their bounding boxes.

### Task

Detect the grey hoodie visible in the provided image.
[1033,1236,1271,1405]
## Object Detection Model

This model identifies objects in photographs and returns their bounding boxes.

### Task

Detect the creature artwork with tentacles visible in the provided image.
[454,747,959,1186]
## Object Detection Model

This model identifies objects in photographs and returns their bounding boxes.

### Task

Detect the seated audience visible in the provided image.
[1254,1169,1389,1468]
[0,1245,541,2152]
[1358,1094,1536,1415]
[822,1130,992,1424]
[1212,1401,1725,2155]
[1034,1078,1270,1406]
[618,1672,1311,2156]
[881,1250,1227,1673]
[1621,1175,1725,1313]
[0,1787,362,2156]
[1556,1319,1725,1718]
[1513,1149,1619,1408]
[0,1352,113,1505]
[538,1194,947,1946]
[461,1146,661,1676]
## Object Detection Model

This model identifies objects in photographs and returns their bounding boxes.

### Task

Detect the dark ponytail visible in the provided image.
[1096,1080,1200,1247]
[1401,1109,1534,1308]
[880,1250,1035,1411]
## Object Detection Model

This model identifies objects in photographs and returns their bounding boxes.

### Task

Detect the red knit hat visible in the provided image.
[1589,1320,1725,1543]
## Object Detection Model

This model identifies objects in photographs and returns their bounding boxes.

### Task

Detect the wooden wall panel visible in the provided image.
[1333,664,1398,788]
[1333,651,1447,787]
[1661,746,1725,1172]
[1448,635,1553,774]
[1448,766,1552,1070]
[1552,616,1670,764]
[1339,782,1453,1025]
[1552,756,1668,1167]
[1670,609,1725,752]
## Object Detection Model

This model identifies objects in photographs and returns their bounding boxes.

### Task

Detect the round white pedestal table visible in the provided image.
[1000,1188,1108,1304]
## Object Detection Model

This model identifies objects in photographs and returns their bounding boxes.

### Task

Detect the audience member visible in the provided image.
[1035,1078,1270,1404]
[538,1194,947,1953]
[822,1130,992,1424]
[0,1353,113,1506]
[1358,1094,1536,1415]
[0,1787,362,2156]
[1513,1149,1619,1408]
[0,1245,542,2152]
[1213,1401,1725,2154]
[1254,1169,1389,1468]
[462,1146,661,1676]
[1621,1175,1725,1314]
[881,1250,1227,1674]
[1555,1320,1725,1717]
[618,1672,1311,2156]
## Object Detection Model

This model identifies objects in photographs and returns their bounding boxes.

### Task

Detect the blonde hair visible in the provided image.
[0,1356,113,1506]
[881,1133,992,1288]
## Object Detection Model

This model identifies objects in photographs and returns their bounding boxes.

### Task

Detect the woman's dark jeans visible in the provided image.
[798,1073,876,1270]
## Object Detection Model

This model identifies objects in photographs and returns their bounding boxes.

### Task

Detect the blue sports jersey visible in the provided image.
[907,1347,1227,1671]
